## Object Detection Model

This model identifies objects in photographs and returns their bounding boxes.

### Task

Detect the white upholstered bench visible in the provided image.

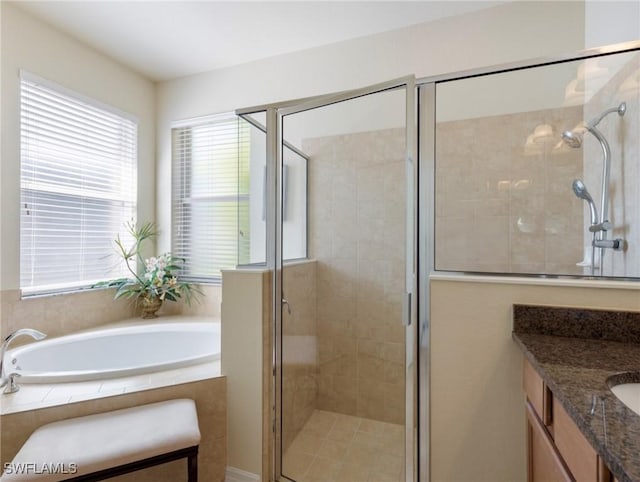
[1,399,201,482]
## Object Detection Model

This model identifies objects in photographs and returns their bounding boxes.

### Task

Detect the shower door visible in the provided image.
[275,77,417,482]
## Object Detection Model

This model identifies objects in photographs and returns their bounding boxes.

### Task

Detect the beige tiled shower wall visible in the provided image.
[282,260,318,451]
[304,129,406,425]
[435,106,584,275]
[582,52,640,277]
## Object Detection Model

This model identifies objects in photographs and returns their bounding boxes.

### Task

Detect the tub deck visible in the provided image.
[1,358,221,416]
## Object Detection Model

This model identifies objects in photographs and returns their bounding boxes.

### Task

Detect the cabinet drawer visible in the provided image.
[524,359,550,424]
[553,397,598,482]
[526,401,572,482]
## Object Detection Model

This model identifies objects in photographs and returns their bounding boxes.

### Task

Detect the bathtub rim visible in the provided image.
[5,316,221,384]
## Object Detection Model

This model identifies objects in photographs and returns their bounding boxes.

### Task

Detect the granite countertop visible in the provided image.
[513,304,640,482]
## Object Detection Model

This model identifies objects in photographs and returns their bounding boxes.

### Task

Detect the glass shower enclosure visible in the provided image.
[238,76,418,482]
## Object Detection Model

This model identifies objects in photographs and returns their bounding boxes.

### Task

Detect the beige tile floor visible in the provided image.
[282,410,405,482]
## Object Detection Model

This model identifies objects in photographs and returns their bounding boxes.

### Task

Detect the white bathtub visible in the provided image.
[5,320,220,384]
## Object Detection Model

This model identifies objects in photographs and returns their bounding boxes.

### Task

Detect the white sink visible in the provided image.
[611,383,640,416]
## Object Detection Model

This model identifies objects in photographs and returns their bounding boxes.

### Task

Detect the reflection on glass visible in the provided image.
[237,112,308,264]
[434,49,640,278]
[281,147,308,260]
[238,113,267,266]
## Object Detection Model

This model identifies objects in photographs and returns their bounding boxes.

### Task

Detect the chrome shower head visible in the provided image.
[562,130,582,148]
[572,179,591,200]
[572,179,598,226]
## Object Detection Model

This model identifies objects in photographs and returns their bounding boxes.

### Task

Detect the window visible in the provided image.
[20,72,138,295]
[172,114,250,280]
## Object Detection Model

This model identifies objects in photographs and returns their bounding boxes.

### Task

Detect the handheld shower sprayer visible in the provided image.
[572,179,598,226]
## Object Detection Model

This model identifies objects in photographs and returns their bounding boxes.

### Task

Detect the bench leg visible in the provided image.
[64,446,200,481]
[188,451,198,482]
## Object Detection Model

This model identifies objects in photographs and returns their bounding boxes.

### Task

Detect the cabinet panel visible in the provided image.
[524,358,552,426]
[526,401,573,482]
[554,397,598,482]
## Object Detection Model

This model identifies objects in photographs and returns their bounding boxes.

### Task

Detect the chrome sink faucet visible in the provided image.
[0,328,46,393]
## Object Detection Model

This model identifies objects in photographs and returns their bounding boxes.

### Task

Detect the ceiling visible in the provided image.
[13,1,505,82]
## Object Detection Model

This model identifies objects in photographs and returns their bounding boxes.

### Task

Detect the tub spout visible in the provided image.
[0,328,46,390]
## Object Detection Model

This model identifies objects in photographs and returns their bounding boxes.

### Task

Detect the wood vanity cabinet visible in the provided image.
[523,359,613,482]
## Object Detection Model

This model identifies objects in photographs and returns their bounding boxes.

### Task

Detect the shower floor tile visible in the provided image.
[282,410,405,482]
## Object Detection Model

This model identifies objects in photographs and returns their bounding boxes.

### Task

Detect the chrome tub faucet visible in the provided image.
[0,328,46,393]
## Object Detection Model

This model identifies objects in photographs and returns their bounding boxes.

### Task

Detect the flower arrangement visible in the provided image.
[98,221,202,317]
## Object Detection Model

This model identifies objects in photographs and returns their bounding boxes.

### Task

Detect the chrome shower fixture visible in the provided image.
[587,102,626,129]
[563,101,627,275]
[561,130,582,148]
[571,179,598,226]
[561,102,626,149]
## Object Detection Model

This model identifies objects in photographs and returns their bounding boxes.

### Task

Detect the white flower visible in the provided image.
[157,254,169,270]
[145,257,158,272]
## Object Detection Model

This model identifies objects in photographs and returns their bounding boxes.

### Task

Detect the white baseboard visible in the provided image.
[225,466,261,482]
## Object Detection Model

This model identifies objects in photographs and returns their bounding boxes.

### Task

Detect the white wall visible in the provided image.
[436,62,580,122]
[586,0,640,48]
[156,1,592,251]
[0,2,156,290]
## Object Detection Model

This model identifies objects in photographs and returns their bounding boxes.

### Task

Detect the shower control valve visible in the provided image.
[593,238,625,251]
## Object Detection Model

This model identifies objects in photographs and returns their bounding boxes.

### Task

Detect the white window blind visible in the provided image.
[172,115,250,280]
[20,72,138,295]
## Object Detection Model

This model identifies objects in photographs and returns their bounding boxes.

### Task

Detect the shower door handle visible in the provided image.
[282,298,291,315]
[402,292,412,326]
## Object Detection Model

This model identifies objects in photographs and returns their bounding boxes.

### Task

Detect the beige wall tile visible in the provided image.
[282,261,318,453]
[0,283,221,341]
[435,106,585,275]
[304,129,406,425]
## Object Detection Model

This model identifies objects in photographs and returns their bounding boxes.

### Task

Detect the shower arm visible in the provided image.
[587,103,626,131]
[588,107,620,129]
